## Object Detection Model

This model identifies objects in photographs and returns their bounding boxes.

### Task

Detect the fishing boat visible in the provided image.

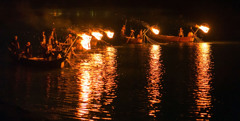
[121,25,144,44]
[147,24,210,43]
[10,53,67,68]
[150,34,195,42]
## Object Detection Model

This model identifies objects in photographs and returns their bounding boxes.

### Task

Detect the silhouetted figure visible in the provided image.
[179,27,184,37]
[43,46,54,61]
[8,35,20,56]
[42,31,46,45]
[65,34,73,45]
[121,25,126,37]
[22,42,32,58]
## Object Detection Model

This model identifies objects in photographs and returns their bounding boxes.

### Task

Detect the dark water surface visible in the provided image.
[1,42,240,121]
[1,8,240,121]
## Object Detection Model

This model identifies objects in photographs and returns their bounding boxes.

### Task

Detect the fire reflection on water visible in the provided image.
[146,45,164,117]
[75,47,117,120]
[194,43,213,120]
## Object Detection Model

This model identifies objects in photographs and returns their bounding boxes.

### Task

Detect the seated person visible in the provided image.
[52,40,63,59]
[22,42,32,58]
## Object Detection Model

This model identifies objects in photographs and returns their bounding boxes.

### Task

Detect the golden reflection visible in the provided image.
[146,45,164,117]
[194,43,213,120]
[77,66,91,119]
[75,47,117,120]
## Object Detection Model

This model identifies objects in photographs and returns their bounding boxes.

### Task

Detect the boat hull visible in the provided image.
[152,35,195,42]
[10,52,67,68]
[17,57,67,68]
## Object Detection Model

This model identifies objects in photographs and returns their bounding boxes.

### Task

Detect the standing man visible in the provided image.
[179,27,184,37]
[8,35,20,55]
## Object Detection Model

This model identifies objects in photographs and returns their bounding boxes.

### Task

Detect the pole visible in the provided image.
[64,36,79,57]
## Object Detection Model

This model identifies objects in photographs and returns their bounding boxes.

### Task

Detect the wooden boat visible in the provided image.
[125,36,143,44]
[9,52,67,68]
[150,34,195,42]
[16,57,67,68]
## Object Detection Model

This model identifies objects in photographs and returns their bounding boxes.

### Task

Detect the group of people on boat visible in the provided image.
[39,28,64,61]
[178,27,195,38]
[121,25,143,44]
[8,28,78,61]
[8,35,33,59]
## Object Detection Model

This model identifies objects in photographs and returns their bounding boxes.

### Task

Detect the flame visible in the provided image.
[199,25,210,33]
[105,31,114,38]
[78,33,92,50]
[196,25,210,33]
[151,27,160,35]
[91,32,103,40]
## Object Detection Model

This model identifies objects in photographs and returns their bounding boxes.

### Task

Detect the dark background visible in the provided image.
[0,0,240,41]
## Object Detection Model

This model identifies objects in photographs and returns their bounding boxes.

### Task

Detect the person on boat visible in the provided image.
[121,25,126,37]
[48,28,57,50]
[65,34,73,45]
[39,41,47,58]
[42,31,46,45]
[8,35,20,56]
[43,46,54,61]
[52,40,64,59]
[139,29,143,38]
[22,42,32,58]
[136,33,143,44]
[126,29,135,43]
[179,27,184,37]
[53,40,62,51]
[187,32,195,41]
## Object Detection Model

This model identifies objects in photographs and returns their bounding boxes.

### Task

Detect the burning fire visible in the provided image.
[151,27,160,35]
[78,33,92,50]
[105,31,114,38]
[196,24,210,33]
[91,32,103,40]
[199,25,210,33]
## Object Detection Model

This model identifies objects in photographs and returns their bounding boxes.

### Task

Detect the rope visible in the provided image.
[145,35,162,45]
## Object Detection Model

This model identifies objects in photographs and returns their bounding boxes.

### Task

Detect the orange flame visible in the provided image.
[151,27,160,35]
[105,31,114,38]
[78,33,92,50]
[196,25,210,33]
[199,25,210,33]
[91,32,103,40]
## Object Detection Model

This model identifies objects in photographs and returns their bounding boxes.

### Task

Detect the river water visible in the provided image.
[1,42,240,121]
[1,8,240,121]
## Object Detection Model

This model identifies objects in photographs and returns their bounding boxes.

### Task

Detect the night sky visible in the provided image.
[1,0,240,40]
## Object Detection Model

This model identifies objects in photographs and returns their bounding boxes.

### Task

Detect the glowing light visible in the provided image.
[151,27,160,35]
[105,31,114,39]
[196,25,210,33]
[78,33,92,50]
[91,32,103,40]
